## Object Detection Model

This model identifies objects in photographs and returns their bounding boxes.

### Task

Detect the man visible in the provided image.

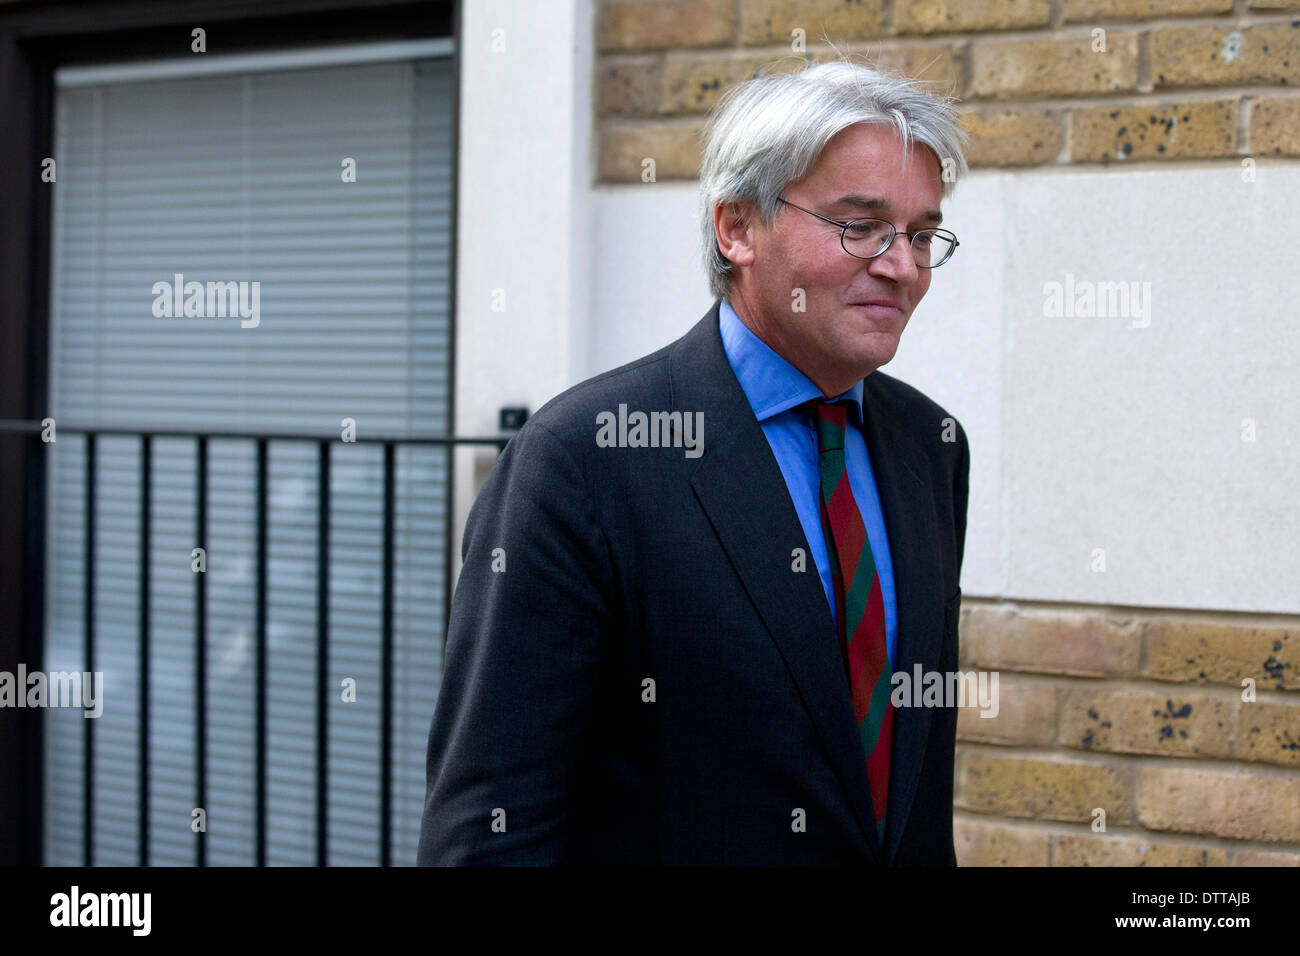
[418,60,970,865]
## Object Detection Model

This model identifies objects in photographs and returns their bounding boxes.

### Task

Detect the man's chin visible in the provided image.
[849,330,900,360]
[825,344,897,385]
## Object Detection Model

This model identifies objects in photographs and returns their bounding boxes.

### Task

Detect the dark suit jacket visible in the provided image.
[417,298,970,865]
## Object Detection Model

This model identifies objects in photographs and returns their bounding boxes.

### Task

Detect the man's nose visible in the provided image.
[867,233,919,282]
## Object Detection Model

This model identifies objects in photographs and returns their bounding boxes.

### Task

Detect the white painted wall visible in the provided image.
[452,0,595,572]
[455,2,1300,614]
[584,165,1300,614]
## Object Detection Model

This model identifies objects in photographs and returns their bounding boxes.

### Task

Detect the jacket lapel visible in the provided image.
[669,300,947,866]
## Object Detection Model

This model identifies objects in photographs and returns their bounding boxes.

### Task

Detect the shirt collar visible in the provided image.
[718,296,864,427]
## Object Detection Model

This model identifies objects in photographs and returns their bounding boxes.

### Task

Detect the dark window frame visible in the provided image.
[0,0,461,867]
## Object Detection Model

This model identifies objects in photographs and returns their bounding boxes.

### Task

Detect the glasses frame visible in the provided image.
[775,196,960,269]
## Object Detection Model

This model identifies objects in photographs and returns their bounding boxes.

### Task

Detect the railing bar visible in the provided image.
[441,442,454,660]
[316,440,329,868]
[379,442,392,868]
[196,436,208,868]
[0,419,507,445]
[82,432,96,867]
[139,434,152,867]
[380,441,395,868]
[255,438,268,868]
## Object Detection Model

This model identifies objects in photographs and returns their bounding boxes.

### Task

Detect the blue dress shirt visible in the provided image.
[717,297,898,672]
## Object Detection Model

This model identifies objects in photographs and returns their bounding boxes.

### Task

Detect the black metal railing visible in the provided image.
[1,418,512,867]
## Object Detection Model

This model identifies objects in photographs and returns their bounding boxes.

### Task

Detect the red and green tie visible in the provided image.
[797,399,893,848]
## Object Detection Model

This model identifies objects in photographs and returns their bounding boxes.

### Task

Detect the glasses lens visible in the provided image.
[841,220,958,267]
[841,219,893,258]
[912,230,956,268]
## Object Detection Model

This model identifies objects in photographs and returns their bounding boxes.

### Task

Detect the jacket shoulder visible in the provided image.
[520,340,677,447]
[868,368,966,445]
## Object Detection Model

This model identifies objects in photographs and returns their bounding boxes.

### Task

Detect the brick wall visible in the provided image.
[955,606,1300,865]
[596,0,1300,178]
[595,0,1300,866]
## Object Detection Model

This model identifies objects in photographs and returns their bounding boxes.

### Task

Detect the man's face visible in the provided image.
[724,123,945,395]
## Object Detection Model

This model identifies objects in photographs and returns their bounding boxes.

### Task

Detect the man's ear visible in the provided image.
[715,200,757,269]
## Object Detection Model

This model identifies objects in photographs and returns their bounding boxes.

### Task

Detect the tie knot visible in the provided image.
[793,398,849,425]
[793,399,850,453]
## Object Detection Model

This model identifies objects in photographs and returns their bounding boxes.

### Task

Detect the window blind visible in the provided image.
[43,52,453,866]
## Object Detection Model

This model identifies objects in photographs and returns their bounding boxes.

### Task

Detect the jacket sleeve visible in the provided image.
[416,420,614,864]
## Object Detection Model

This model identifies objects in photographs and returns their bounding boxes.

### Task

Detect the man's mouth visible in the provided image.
[849,300,903,317]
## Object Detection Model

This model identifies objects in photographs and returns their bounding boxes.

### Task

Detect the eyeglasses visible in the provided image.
[775,196,959,269]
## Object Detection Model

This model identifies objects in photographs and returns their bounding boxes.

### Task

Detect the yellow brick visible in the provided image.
[957,677,1061,745]
[1137,766,1300,842]
[1152,23,1300,88]
[1142,618,1297,690]
[896,0,1051,34]
[1060,688,1234,758]
[858,42,963,93]
[957,752,1132,823]
[661,51,807,115]
[1054,833,1228,866]
[1250,95,1300,155]
[1063,0,1232,20]
[737,0,885,47]
[597,122,703,181]
[656,42,962,117]
[752,42,963,87]
[599,57,666,116]
[961,107,1063,165]
[970,33,1140,99]
[955,818,1051,865]
[961,605,1141,677]
[1237,700,1300,768]
[1070,99,1238,162]
[598,0,735,53]
[1233,848,1300,865]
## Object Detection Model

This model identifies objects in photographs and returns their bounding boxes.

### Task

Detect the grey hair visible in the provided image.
[698,57,969,301]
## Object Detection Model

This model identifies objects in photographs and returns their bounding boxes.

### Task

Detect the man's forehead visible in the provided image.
[826,192,943,223]
[807,129,944,207]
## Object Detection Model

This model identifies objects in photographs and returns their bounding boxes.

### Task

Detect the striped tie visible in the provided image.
[797,399,893,848]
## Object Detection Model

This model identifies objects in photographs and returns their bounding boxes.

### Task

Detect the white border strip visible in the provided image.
[55,37,453,87]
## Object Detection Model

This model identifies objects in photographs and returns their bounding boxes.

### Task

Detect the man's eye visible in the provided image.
[913,232,933,247]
